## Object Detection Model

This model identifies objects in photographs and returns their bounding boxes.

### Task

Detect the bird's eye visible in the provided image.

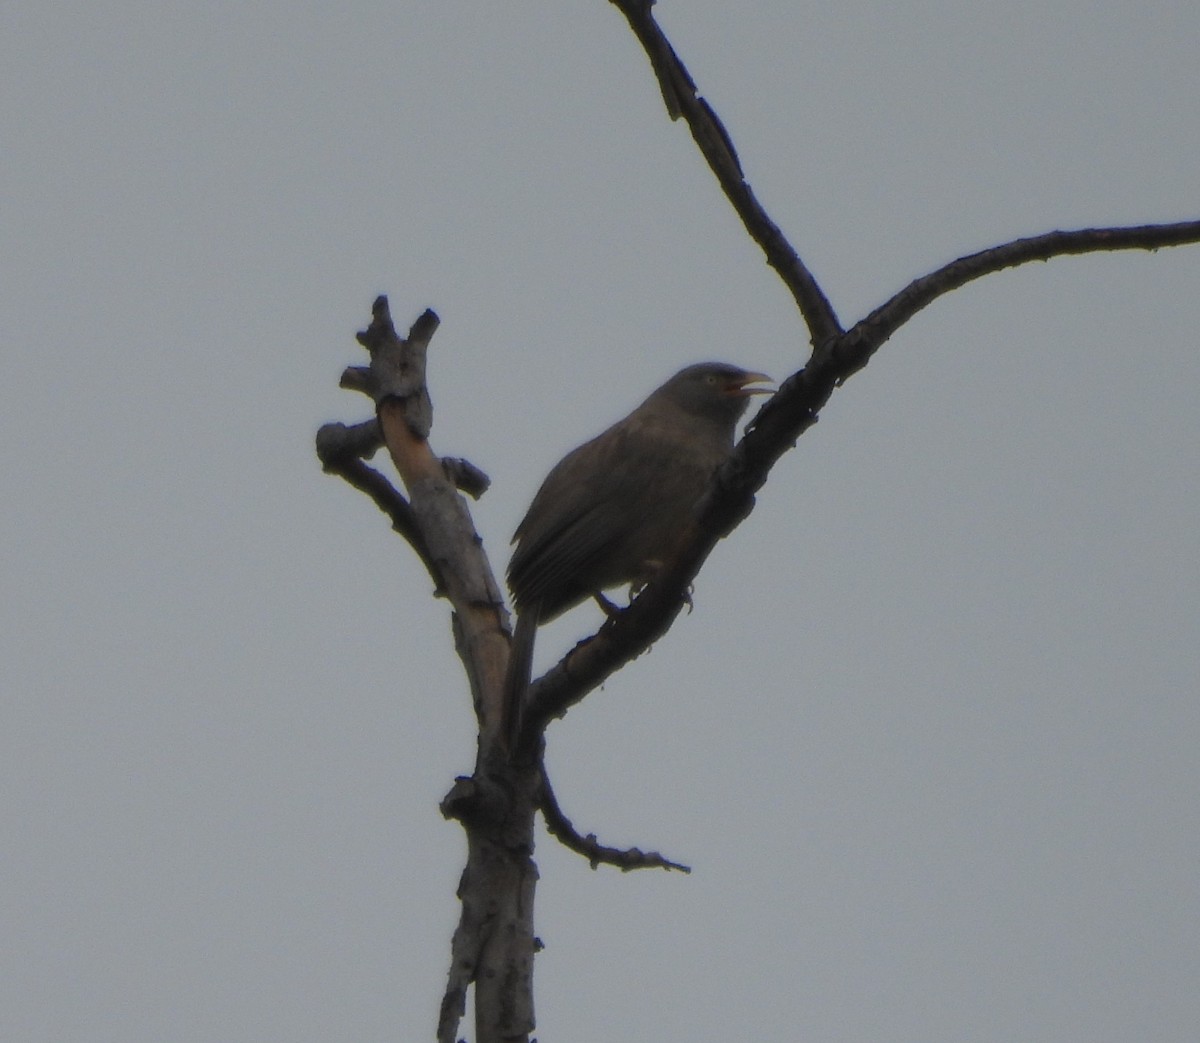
[705,373,717,385]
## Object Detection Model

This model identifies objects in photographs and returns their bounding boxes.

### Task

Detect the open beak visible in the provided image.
[727,370,774,398]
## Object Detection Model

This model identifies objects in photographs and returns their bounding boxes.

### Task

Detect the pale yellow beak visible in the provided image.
[727,371,773,397]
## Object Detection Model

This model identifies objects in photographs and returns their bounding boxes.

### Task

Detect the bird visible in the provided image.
[503,362,771,743]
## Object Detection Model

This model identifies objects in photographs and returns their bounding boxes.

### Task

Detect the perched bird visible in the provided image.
[504,362,771,739]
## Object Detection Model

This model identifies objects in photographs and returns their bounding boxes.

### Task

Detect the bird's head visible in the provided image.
[654,362,773,427]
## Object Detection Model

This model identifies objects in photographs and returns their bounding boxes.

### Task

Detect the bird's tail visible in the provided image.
[503,606,539,756]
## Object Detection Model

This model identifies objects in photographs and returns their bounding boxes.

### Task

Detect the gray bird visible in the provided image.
[504,362,771,739]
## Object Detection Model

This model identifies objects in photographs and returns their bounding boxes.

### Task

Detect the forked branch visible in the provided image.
[515,5,1200,752]
[317,8,1200,1041]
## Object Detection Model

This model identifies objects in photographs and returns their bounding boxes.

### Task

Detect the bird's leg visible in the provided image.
[592,592,622,618]
[610,560,696,615]
[643,560,693,612]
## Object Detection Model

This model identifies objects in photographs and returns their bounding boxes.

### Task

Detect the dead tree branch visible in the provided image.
[540,765,691,873]
[609,0,843,346]
[513,10,1200,753]
[321,298,539,1043]
[317,7,1200,1040]
[519,216,1200,747]
[316,422,443,587]
[850,221,1200,368]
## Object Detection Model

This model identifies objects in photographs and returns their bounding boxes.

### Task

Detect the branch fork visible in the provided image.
[316,9,1199,1040]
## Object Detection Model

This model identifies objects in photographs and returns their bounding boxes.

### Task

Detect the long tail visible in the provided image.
[503,606,539,755]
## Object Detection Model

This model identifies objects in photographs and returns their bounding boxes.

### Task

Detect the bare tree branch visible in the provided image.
[356,298,511,741]
[540,765,691,873]
[316,422,444,588]
[437,857,481,1043]
[442,456,492,500]
[316,416,381,456]
[520,217,1200,740]
[325,298,539,1043]
[318,7,1200,1039]
[519,14,1200,754]
[846,221,1200,371]
[609,0,843,346]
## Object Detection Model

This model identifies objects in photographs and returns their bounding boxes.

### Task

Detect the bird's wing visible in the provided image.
[508,413,721,618]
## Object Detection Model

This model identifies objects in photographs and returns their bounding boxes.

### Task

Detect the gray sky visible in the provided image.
[4,2,1198,1040]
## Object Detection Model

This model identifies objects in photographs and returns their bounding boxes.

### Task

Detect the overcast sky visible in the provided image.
[4,2,1199,1041]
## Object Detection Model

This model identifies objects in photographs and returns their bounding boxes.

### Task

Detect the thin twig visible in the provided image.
[609,0,842,346]
[843,221,1200,374]
[315,433,444,588]
[540,765,691,873]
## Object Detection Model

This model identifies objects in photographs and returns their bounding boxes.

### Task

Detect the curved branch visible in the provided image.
[520,443,771,743]
[316,428,444,588]
[609,0,842,346]
[840,220,1200,378]
[525,9,1200,748]
[522,217,1200,741]
[540,765,690,873]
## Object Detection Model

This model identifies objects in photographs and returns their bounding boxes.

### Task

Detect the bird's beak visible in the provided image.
[727,371,774,398]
